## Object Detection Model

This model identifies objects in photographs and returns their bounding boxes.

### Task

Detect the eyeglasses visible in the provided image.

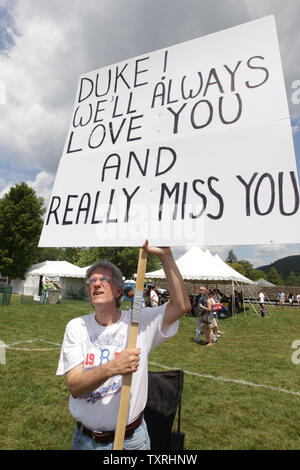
[86,275,112,286]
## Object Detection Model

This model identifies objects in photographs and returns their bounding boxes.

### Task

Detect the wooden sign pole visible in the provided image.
[113,247,148,450]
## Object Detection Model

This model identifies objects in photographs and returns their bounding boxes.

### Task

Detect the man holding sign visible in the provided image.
[56,240,190,450]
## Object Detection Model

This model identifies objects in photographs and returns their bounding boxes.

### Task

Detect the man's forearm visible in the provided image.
[66,361,116,398]
[66,348,140,398]
[159,250,191,324]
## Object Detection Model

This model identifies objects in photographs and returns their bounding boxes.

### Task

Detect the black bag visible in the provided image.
[200,310,212,324]
[171,370,185,450]
[144,370,184,450]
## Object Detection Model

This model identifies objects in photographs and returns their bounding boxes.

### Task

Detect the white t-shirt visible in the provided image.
[259,292,265,303]
[56,304,178,431]
[150,289,159,307]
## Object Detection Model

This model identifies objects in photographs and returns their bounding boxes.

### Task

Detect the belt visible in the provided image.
[76,412,143,444]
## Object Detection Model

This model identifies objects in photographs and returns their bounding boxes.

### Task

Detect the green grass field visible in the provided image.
[0,297,299,450]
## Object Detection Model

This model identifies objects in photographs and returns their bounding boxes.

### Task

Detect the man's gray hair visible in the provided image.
[86,260,124,308]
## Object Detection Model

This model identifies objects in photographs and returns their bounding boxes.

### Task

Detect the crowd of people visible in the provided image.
[258,290,300,314]
[257,289,300,317]
[277,291,300,308]
[124,284,228,347]
[123,281,300,347]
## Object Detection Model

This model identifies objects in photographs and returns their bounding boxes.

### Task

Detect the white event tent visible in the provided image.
[11,260,87,299]
[145,246,254,285]
[144,246,254,317]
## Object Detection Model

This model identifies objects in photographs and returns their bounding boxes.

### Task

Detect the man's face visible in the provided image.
[128,289,134,298]
[199,287,206,295]
[87,268,121,306]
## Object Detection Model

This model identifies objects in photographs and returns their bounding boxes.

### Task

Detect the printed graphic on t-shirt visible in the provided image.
[79,331,127,404]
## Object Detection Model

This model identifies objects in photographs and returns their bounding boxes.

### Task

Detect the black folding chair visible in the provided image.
[144,369,185,450]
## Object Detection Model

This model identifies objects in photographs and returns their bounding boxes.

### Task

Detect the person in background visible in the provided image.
[288,292,294,308]
[194,286,205,343]
[40,277,49,304]
[197,286,214,347]
[207,289,224,342]
[259,291,265,306]
[150,285,159,307]
[259,291,266,318]
[278,291,285,310]
[124,286,145,309]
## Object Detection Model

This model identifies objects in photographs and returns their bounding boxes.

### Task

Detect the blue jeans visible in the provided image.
[72,418,150,450]
[40,290,47,304]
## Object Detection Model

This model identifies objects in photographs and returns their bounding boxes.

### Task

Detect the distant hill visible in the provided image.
[257,255,300,277]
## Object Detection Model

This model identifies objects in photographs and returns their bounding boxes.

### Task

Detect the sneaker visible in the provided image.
[217,330,224,335]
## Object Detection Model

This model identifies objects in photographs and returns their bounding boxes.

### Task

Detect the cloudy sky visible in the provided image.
[0,0,300,267]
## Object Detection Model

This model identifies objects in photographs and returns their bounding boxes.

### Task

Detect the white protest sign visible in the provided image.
[39,16,300,247]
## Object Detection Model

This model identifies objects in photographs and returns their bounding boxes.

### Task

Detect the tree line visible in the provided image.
[225,249,300,286]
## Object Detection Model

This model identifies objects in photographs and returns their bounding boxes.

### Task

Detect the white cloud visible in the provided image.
[255,244,287,253]
[26,171,55,207]
[1,0,299,174]
[0,1,299,264]
[244,0,300,119]
[252,243,300,267]
[0,0,251,174]
[292,124,300,134]
[0,170,54,206]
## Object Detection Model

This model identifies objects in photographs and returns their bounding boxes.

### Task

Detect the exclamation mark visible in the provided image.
[162,50,168,80]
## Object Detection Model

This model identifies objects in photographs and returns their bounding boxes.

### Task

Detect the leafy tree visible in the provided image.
[251,269,267,282]
[33,247,65,263]
[267,267,283,286]
[75,247,160,280]
[61,247,81,264]
[33,247,82,265]
[237,260,254,279]
[285,271,300,286]
[230,262,246,276]
[226,249,238,264]
[0,183,45,281]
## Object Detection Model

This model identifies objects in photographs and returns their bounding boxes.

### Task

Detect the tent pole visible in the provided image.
[237,281,246,318]
[242,283,246,317]
[232,280,235,324]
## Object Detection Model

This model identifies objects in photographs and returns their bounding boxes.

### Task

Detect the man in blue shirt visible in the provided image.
[124,286,145,308]
[194,286,207,342]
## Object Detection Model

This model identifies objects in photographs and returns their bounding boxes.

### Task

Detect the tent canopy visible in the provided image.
[11,261,88,297]
[255,278,276,287]
[144,246,254,285]
[27,260,86,278]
